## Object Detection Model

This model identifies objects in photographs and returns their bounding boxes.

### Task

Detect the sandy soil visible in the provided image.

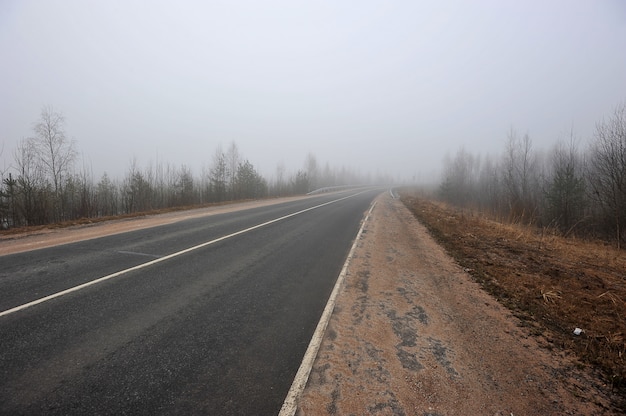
[297,193,613,415]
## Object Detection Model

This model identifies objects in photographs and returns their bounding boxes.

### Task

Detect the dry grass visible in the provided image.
[0,201,241,237]
[399,190,626,401]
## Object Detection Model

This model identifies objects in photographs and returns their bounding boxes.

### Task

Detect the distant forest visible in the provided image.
[438,102,626,248]
[3,102,625,250]
[0,106,384,229]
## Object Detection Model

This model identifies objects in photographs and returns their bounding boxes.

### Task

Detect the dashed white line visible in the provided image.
[117,251,161,259]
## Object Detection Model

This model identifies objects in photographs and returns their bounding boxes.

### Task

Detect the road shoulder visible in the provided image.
[297,193,612,415]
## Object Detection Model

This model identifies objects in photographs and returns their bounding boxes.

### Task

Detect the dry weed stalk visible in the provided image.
[541,288,562,303]
[598,291,625,306]
[605,332,624,345]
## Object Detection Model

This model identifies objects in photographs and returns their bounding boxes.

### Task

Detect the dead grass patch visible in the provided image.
[399,191,626,402]
[0,201,242,237]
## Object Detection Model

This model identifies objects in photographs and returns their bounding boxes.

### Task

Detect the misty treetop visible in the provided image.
[0,107,374,228]
[438,101,626,248]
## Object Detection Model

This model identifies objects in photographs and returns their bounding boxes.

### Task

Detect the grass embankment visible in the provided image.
[399,190,626,402]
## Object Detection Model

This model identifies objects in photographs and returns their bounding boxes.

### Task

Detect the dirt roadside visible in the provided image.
[297,193,615,415]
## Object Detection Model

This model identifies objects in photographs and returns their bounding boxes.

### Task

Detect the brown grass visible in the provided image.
[399,190,626,399]
[0,201,241,237]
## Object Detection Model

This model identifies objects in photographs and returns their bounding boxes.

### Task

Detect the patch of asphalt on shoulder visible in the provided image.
[409,305,429,325]
[367,392,406,416]
[326,387,340,415]
[311,362,331,385]
[396,287,416,305]
[345,349,362,376]
[428,337,459,377]
[396,348,424,371]
[355,270,370,294]
[351,297,368,325]
[350,270,371,325]
[363,342,389,384]
[386,309,417,347]
[325,327,337,341]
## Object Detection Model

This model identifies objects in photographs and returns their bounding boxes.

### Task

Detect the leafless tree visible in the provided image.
[588,102,626,248]
[477,154,503,215]
[272,162,287,196]
[292,170,310,194]
[30,106,76,220]
[543,130,586,234]
[305,153,318,192]
[176,164,195,206]
[96,173,119,216]
[502,128,538,222]
[210,145,228,202]
[13,138,48,225]
[73,158,96,219]
[439,147,480,206]
[320,162,335,188]
[122,158,152,213]
[226,141,240,199]
[0,145,9,227]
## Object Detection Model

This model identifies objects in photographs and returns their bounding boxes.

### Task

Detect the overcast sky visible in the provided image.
[1,0,625,182]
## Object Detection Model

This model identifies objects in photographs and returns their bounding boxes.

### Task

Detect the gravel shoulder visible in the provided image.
[297,193,613,415]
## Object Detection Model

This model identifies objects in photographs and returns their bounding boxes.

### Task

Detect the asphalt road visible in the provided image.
[0,189,381,415]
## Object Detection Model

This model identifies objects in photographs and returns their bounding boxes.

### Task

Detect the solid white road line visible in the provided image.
[278,199,377,416]
[0,192,368,318]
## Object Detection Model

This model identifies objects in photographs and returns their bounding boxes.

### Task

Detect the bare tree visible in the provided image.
[226,141,240,199]
[30,106,76,220]
[73,158,96,219]
[176,164,195,206]
[149,158,166,209]
[0,145,8,227]
[273,162,287,196]
[439,147,480,206]
[122,158,152,213]
[304,153,318,192]
[13,138,48,225]
[292,170,310,194]
[319,162,336,188]
[543,131,586,233]
[210,145,228,202]
[502,128,538,222]
[96,173,118,216]
[588,102,626,248]
[200,163,212,203]
[1,172,18,228]
[477,154,503,215]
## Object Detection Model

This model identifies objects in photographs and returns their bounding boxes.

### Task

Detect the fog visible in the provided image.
[1,0,625,182]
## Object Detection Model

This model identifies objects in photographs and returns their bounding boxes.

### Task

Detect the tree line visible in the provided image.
[438,102,626,248]
[0,106,372,229]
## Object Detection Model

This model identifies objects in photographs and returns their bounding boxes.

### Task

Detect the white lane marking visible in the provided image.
[0,192,369,318]
[279,199,377,416]
[117,251,161,259]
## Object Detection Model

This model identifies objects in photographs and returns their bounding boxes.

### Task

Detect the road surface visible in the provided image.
[0,189,380,415]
